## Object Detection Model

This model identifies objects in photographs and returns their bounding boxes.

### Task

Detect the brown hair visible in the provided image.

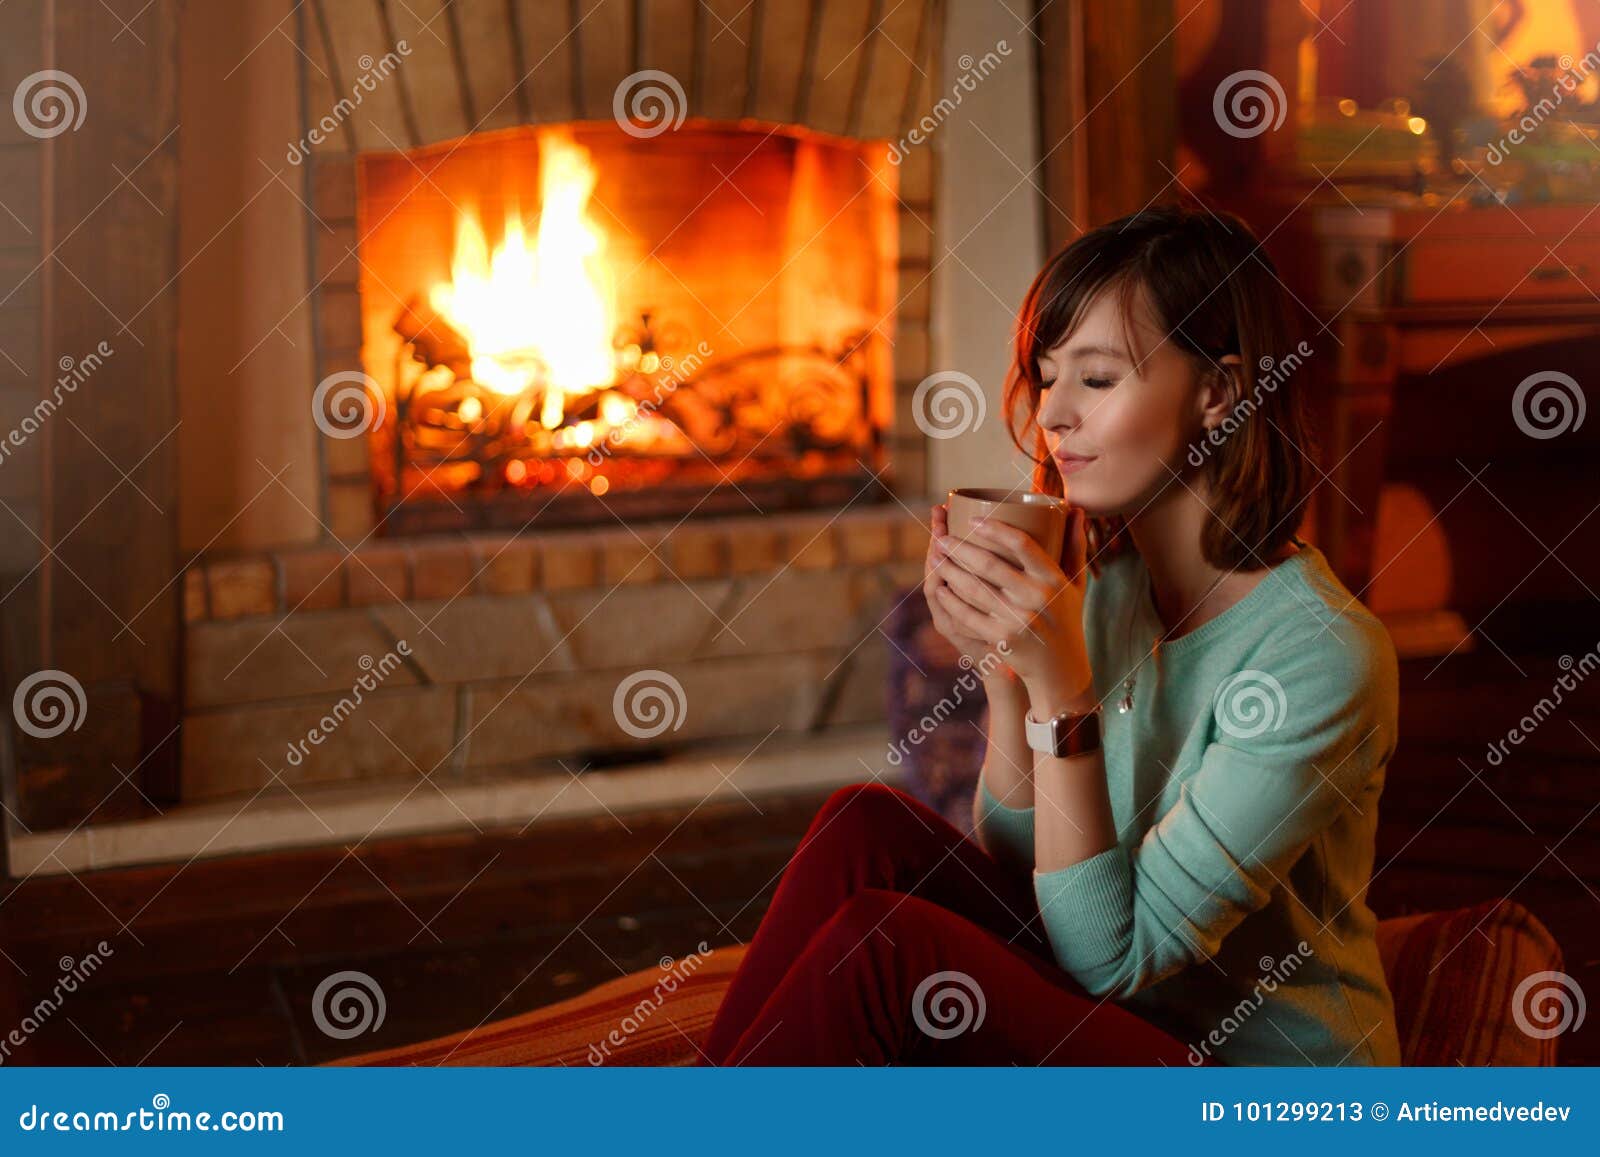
[1003,205,1315,576]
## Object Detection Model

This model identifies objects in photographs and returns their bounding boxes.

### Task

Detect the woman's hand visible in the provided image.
[923,503,1017,683]
[930,510,1094,712]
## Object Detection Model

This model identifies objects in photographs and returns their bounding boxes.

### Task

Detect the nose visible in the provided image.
[1037,381,1077,439]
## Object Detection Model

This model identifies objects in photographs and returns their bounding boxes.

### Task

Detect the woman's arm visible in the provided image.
[970,667,1036,872]
[1030,634,1398,1000]
[1024,675,1118,875]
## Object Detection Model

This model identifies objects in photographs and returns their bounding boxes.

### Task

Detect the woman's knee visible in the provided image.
[809,782,923,842]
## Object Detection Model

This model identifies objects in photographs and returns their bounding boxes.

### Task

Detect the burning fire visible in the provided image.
[428,129,617,426]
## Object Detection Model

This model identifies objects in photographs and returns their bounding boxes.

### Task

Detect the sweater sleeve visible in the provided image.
[1032,628,1398,999]
[973,775,1035,875]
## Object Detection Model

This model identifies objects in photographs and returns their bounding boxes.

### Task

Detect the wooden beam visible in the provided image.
[1033,0,1086,254]
[22,0,184,829]
[1079,0,1178,225]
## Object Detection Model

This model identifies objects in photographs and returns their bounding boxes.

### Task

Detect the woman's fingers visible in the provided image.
[937,564,1031,633]
[933,583,998,641]
[939,556,1007,613]
[927,502,1018,648]
[925,570,990,653]
[968,519,1059,583]
[937,537,1048,616]
[925,505,950,564]
[938,534,1021,589]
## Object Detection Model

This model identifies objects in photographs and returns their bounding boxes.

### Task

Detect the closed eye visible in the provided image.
[1081,375,1117,390]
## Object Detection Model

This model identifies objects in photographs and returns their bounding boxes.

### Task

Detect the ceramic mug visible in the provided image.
[945,487,1068,564]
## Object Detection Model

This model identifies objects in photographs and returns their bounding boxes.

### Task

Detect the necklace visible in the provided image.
[1116,568,1160,713]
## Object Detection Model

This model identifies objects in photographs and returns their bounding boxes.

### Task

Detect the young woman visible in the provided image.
[700,206,1401,1066]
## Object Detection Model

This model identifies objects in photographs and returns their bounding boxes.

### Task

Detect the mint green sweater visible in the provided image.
[975,538,1402,1066]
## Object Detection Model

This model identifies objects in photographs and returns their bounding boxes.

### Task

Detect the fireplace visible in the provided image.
[7,0,1065,871]
[148,0,957,813]
[352,122,897,533]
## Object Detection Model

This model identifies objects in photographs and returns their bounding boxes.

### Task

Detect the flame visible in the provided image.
[429,130,615,423]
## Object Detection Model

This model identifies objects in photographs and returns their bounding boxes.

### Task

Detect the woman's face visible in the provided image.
[1034,285,1230,516]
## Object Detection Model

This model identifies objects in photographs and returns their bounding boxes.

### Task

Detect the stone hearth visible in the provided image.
[181,506,927,801]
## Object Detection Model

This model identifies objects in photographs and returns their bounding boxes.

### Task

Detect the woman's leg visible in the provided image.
[702,782,1050,1063]
[720,888,1204,1066]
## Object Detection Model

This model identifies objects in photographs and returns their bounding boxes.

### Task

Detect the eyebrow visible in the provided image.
[1063,342,1130,360]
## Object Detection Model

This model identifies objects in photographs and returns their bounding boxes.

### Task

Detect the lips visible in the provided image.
[1053,451,1094,469]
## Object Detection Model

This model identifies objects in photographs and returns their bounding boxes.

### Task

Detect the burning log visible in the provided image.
[394,297,472,376]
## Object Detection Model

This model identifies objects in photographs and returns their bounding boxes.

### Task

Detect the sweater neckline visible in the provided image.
[1133,536,1315,657]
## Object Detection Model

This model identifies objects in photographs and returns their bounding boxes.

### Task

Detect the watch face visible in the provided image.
[1052,710,1099,757]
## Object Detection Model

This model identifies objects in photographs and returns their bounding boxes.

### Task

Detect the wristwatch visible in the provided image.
[1024,704,1102,758]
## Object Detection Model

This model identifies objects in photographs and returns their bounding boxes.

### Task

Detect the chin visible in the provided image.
[1063,456,1176,519]
[1061,484,1116,518]
[1058,471,1122,517]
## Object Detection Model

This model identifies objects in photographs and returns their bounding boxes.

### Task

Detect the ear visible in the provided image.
[1196,353,1243,432]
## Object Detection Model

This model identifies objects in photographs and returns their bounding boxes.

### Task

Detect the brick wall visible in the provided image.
[181,505,930,799]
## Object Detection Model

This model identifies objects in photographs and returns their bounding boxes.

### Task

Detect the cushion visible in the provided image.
[1375,897,1564,1066]
[329,944,750,1067]
[884,589,989,831]
[333,899,1563,1065]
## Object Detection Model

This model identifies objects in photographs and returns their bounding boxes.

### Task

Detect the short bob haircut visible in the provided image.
[1003,205,1316,577]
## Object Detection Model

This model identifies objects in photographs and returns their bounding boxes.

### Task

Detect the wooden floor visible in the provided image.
[2,616,1597,1066]
[0,789,829,1066]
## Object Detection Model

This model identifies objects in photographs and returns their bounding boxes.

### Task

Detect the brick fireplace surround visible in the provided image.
[196,0,941,804]
[10,505,927,876]
[1,1,1048,874]
[178,506,928,802]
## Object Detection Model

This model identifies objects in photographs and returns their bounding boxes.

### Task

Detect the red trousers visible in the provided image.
[701,782,1204,1065]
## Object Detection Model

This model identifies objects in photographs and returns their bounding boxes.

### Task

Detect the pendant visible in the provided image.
[1117,679,1134,713]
